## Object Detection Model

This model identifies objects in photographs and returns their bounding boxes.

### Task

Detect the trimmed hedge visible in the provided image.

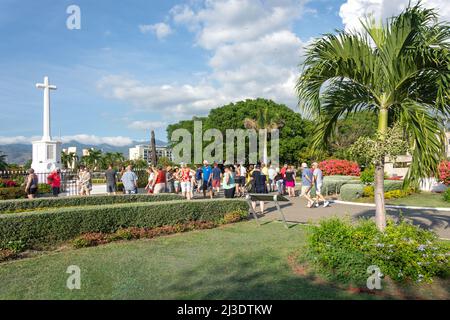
[383,180,404,192]
[321,176,361,195]
[0,199,248,248]
[339,184,365,201]
[0,194,184,213]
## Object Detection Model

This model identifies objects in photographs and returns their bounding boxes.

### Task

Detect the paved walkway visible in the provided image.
[258,196,450,239]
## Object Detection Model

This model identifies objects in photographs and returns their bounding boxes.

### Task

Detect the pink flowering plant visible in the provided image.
[319,159,360,176]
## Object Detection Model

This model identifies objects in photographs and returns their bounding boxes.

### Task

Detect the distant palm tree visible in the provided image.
[244,107,283,164]
[83,148,103,171]
[61,152,77,170]
[296,4,450,231]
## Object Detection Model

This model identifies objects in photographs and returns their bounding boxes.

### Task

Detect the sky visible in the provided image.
[0,0,449,146]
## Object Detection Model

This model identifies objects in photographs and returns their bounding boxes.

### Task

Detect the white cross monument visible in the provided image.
[31,76,61,179]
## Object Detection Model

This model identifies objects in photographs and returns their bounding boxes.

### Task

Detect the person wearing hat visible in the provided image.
[47,168,62,197]
[301,163,314,207]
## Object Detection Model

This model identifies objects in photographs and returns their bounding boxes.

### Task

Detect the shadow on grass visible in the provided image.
[354,208,449,236]
[156,250,376,300]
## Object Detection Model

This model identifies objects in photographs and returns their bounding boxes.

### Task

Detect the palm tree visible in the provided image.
[83,148,103,171]
[61,151,77,170]
[0,151,8,171]
[244,107,283,164]
[296,3,450,231]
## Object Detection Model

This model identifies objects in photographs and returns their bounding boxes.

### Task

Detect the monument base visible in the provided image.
[31,140,62,182]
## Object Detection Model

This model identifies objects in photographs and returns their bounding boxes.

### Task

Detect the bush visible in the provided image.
[362,185,412,199]
[37,183,51,194]
[443,188,450,202]
[319,159,360,176]
[303,218,449,286]
[360,166,375,185]
[321,177,360,195]
[438,161,450,185]
[339,184,365,201]
[0,194,183,213]
[0,199,248,248]
[384,180,404,192]
[0,187,26,200]
[0,179,18,188]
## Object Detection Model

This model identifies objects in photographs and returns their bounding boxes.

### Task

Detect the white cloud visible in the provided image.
[99,0,312,119]
[0,135,134,146]
[340,0,450,31]
[128,120,167,130]
[139,22,173,40]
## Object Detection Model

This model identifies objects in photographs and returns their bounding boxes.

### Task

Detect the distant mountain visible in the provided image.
[0,139,167,165]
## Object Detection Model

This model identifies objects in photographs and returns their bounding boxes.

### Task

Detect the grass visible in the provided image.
[0,220,448,300]
[0,221,378,300]
[386,192,450,208]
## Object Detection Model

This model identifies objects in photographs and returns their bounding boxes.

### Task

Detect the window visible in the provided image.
[47,145,55,160]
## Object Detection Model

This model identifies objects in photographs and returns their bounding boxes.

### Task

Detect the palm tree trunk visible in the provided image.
[375,108,388,232]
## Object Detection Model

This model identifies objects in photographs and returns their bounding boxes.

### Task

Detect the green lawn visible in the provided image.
[0,221,376,300]
[387,192,450,208]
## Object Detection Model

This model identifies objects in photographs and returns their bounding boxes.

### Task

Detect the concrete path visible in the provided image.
[258,196,450,239]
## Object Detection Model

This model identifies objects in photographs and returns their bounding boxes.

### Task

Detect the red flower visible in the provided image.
[438,161,450,185]
[318,159,361,176]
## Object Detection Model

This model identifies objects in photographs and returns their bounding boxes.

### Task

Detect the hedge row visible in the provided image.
[339,180,405,201]
[0,199,248,248]
[0,194,183,213]
[321,176,361,195]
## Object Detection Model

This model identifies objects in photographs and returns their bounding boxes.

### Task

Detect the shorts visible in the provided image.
[181,181,191,193]
[202,180,212,191]
[212,179,220,188]
[196,179,202,188]
[315,184,323,196]
[153,183,165,194]
[301,186,312,196]
[238,176,246,186]
[27,187,38,195]
[107,184,116,193]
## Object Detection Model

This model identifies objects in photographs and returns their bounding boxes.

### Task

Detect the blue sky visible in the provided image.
[0,0,447,145]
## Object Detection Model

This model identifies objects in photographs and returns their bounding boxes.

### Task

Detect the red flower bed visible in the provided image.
[319,159,361,176]
[438,161,450,185]
[0,179,17,188]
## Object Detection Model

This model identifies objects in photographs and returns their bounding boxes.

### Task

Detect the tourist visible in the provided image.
[47,168,61,197]
[202,160,213,199]
[312,162,330,207]
[223,165,235,198]
[145,166,155,194]
[300,163,314,208]
[105,164,117,195]
[152,166,166,194]
[274,168,284,195]
[195,164,203,193]
[121,165,138,195]
[79,166,91,196]
[180,163,192,200]
[268,164,277,192]
[211,162,222,196]
[166,166,175,193]
[173,167,180,194]
[25,168,39,199]
[234,164,242,197]
[284,165,296,197]
[250,164,268,214]
[240,164,247,191]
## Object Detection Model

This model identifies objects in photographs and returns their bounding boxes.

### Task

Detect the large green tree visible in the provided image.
[167,98,313,165]
[296,3,450,231]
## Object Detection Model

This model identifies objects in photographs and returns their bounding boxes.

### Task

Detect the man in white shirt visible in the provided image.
[268,165,277,192]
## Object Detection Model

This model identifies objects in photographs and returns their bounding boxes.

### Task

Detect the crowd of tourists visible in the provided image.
[23,161,330,211]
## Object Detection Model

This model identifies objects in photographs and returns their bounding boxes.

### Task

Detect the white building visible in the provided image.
[129,145,173,163]
[385,130,450,177]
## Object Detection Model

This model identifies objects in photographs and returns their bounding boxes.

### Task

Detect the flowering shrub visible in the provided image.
[0,179,17,188]
[438,161,450,185]
[319,159,360,176]
[303,218,449,286]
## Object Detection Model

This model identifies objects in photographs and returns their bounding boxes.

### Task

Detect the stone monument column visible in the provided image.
[31,76,62,181]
